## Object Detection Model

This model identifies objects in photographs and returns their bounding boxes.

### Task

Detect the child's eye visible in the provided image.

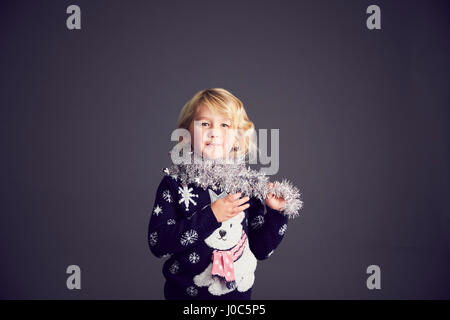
[201,122,209,127]
[221,123,230,128]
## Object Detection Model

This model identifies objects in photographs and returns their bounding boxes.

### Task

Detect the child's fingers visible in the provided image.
[226,192,241,202]
[233,196,249,207]
[225,193,238,202]
[267,183,275,198]
[233,202,250,214]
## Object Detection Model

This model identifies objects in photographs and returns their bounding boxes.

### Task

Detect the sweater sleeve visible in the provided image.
[247,198,289,260]
[147,175,221,258]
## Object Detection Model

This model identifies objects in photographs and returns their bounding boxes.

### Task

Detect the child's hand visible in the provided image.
[265,182,286,211]
[211,193,250,223]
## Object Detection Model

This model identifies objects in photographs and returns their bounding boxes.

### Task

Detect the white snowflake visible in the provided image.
[167,219,176,225]
[180,229,198,246]
[189,252,200,264]
[178,185,199,211]
[169,260,179,274]
[279,224,287,236]
[186,286,198,297]
[170,173,178,181]
[148,231,158,246]
[153,205,162,216]
[162,190,173,203]
[163,168,170,175]
[251,215,265,230]
[267,250,274,258]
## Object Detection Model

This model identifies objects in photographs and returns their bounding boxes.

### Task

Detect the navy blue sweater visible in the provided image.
[148,172,289,300]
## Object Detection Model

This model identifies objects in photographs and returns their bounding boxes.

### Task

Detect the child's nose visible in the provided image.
[207,128,221,138]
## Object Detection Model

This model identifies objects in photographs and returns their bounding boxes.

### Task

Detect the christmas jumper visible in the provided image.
[147,153,302,300]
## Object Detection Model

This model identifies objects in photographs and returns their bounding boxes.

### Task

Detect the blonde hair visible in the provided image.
[177,88,256,159]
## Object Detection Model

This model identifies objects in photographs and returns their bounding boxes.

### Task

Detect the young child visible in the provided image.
[148,88,302,300]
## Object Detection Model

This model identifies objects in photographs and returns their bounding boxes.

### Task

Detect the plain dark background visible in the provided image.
[0,0,449,299]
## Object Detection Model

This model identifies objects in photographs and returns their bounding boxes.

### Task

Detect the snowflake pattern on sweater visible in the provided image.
[148,172,289,300]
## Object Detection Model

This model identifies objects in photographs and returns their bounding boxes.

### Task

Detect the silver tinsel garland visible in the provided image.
[162,151,303,218]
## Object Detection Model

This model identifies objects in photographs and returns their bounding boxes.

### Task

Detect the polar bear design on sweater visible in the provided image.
[193,209,257,296]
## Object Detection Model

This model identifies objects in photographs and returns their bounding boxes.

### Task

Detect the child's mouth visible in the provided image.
[206,143,222,148]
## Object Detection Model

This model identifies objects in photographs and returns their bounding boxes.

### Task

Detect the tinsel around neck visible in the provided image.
[163,151,303,218]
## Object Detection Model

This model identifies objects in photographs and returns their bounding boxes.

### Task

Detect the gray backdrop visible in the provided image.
[1,0,449,299]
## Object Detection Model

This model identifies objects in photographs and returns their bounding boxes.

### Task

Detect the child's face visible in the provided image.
[188,104,235,160]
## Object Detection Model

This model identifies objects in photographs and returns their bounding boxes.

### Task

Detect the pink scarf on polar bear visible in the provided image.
[211,231,248,289]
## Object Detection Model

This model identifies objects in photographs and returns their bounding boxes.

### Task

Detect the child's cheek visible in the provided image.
[225,130,236,151]
[191,126,204,151]
[223,137,232,153]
